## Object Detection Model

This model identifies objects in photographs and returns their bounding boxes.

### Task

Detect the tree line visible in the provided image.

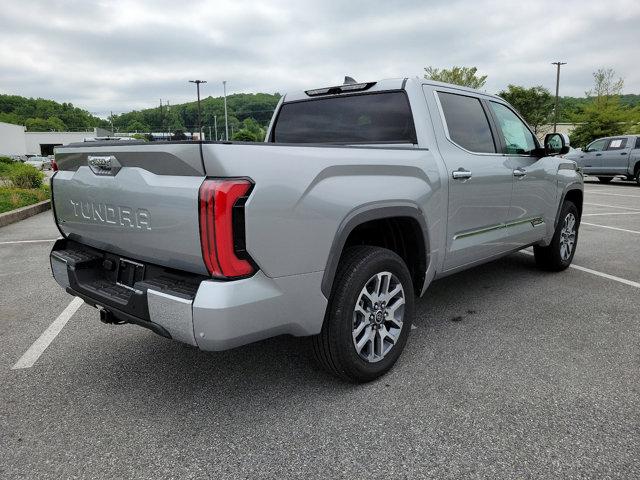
[2,70,639,146]
[0,95,108,131]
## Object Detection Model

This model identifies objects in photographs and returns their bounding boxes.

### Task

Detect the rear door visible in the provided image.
[429,88,514,270]
[601,137,630,175]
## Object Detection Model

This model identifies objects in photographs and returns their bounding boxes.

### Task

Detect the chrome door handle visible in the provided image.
[452,169,472,180]
[513,168,527,178]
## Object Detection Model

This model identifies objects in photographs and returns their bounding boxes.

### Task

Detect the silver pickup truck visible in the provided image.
[565,135,640,184]
[50,78,583,382]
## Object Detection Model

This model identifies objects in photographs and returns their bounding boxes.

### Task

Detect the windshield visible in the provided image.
[271,91,417,144]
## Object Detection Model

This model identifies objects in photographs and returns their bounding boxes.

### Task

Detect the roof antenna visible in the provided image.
[343,76,357,85]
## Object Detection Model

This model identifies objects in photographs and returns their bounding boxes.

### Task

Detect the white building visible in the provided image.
[0,121,111,156]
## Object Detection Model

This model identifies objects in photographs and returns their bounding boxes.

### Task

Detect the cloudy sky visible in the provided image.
[1,0,638,117]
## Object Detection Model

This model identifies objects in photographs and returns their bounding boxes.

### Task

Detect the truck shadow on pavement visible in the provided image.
[62,252,547,405]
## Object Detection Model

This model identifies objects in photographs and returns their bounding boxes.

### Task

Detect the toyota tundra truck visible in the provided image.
[49,78,583,382]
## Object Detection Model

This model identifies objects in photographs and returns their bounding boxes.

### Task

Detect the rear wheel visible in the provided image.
[533,201,579,271]
[635,169,640,186]
[597,176,613,184]
[312,246,414,383]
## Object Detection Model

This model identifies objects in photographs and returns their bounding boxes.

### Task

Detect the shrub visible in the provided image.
[8,163,44,189]
[0,156,14,164]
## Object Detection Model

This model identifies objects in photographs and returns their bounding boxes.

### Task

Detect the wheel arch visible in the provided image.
[321,203,430,298]
[556,187,583,227]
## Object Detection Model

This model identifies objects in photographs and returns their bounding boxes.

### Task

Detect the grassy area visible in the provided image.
[0,157,50,214]
[0,186,50,214]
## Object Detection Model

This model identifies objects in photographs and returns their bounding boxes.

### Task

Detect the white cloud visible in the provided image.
[0,0,637,117]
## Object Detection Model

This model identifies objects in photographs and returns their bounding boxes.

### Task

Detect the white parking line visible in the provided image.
[581,222,640,235]
[586,191,640,199]
[584,202,640,212]
[521,251,640,289]
[582,211,640,217]
[0,239,58,245]
[11,297,84,370]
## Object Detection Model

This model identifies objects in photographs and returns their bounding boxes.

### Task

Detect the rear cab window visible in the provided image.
[270,91,417,144]
[435,91,496,153]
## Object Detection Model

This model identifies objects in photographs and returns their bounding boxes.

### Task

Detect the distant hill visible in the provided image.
[1,90,638,136]
[0,94,108,131]
[111,93,282,139]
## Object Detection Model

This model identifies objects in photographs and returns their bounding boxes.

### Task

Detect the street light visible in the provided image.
[223,80,229,141]
[551,62,566,133]
[189,79,207,139]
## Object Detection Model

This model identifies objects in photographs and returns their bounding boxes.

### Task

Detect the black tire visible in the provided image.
[312,246,414,383]
[597,176,613,184]
[533,201,579,271]
[635,169,640,186]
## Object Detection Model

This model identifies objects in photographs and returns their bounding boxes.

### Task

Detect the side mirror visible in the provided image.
[544,132,570,156]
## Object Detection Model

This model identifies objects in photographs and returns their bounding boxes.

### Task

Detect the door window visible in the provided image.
[586,139,607,152]
[437,92,496,153]
[606,138,627,150]
[489,102,537,155]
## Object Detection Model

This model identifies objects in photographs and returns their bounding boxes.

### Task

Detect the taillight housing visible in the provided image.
[198,178,256,279]
[51,158,58,172]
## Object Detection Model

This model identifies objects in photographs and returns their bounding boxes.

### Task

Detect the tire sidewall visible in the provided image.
[331,249,414,381]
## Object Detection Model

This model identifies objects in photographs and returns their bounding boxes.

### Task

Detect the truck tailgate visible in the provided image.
[53,143,207,275]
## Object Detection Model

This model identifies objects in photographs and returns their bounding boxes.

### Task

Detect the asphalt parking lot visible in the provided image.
[1,178,639,479]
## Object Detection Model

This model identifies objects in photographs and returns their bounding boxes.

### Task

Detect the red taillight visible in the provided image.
[198,178,255,279]
[51,159,58,172]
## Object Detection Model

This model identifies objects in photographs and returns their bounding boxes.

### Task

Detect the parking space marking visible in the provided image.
[0,239,58,245]
[584,202,640,212]
[582,211,640,217]
[11,297,84,370]
[585,191,640,199]
[521,251,640,289]
[581,222,640,235]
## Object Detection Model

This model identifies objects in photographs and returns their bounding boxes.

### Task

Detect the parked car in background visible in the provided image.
[24,156,51,170]
[565,135,640,184]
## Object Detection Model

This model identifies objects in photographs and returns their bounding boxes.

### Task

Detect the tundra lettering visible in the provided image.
[50,77,583,382]
[69,199,151,230]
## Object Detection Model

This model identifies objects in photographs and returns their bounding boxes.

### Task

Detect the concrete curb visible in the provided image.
[0,200,51,227]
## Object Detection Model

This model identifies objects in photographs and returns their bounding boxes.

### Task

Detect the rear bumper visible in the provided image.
[50,239,327,351]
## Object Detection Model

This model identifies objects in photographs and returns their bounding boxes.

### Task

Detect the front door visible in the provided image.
[430,89,514,271]
[578,138,608,174]
[487,100,557,246]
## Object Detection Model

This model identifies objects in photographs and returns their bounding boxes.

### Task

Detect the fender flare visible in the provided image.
[555,183,584,227]
[320,202,430,298]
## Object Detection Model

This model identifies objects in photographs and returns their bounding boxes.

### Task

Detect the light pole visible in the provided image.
[552,61,566,133]
[189,79,207,139]
[223,80,229,141]
[214,115,218,141]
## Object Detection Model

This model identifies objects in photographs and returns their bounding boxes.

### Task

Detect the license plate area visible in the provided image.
[116,258,145,291]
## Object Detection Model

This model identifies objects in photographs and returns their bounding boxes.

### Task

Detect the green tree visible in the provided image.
[498,85,554,134]
[231,118,266,142]
[570,68,631,148]
[424,66,487,89]
[125,120,149,132]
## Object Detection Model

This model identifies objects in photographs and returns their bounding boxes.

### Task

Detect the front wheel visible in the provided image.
[533,201,579,271]
[312,246,414,383]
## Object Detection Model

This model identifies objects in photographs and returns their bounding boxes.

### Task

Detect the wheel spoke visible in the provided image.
[352,270,406,363]
[355,327,373,354]
[352,319,368,339]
